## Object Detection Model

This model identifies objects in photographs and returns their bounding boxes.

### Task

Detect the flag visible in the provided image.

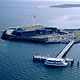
[33,16,37,19]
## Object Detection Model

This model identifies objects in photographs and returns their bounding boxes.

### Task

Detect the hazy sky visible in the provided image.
[1,0,80,1]
[1,0,80,2]
[20,0,80,1]
[37,0,80,1]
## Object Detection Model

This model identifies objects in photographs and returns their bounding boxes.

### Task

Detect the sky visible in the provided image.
[1,0,80,2]
[37,0,80,1]
[0,0,80,1]
[35,0,80,2]
[18,0,80,1]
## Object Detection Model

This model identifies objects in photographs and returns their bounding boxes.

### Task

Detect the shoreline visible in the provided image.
[39,4,80,9]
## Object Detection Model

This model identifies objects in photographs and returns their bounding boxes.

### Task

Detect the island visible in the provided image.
[1,25,80,44]
[49,4,80,8]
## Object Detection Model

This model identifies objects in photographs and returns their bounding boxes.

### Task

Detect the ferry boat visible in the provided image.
[44,58,68,67]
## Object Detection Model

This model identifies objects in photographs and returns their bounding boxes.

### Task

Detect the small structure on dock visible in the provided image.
[33,55,48,63]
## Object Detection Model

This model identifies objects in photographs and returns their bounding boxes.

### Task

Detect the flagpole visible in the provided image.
[33,16,37,28]
[33,18,34,28]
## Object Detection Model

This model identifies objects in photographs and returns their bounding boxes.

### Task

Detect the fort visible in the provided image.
[1,25,79,43]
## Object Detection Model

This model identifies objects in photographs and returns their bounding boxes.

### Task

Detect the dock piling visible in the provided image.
[71,59,74,66]
[77,61,79,67]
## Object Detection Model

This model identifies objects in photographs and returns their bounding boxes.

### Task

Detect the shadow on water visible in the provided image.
[1,39,49,45]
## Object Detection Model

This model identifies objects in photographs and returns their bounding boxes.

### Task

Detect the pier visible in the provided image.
[33,40,74,66]
[33,56,48,63]
[33,55,74,62]
[57,40,74,58]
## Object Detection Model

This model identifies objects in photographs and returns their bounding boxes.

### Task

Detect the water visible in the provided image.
[0,1,80,80]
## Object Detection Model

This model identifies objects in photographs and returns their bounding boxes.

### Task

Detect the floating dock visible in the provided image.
[33,40,74,64]
[33,56,48,63]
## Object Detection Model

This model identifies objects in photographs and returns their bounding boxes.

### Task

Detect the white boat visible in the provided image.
[44,58,68,67]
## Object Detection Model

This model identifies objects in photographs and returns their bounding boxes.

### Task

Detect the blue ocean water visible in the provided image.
[0,1,80,80]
